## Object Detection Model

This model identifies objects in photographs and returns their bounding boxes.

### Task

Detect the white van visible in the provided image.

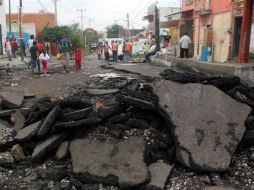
[99,38,124,60]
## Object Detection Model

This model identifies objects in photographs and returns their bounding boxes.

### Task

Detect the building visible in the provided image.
[143,3,180,36]
[0,0,7,55]
[6,12,56,38]
[181,0,254,63]
[84,28,97,34]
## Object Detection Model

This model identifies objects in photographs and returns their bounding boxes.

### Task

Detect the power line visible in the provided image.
[77,9,85,31]
[132,0,155,22]
[52,0,60,25]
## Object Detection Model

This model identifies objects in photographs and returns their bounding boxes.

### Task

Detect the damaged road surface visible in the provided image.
[1,58,254,190]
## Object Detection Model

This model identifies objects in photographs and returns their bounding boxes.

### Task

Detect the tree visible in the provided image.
[155,5,160,52]
[106,24,124,38]
[40,25,84,48]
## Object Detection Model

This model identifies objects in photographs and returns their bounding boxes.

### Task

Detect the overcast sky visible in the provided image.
[5,0,180,31]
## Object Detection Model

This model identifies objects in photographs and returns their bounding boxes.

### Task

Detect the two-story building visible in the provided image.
[0,0,7,55]
[182,0,253,62]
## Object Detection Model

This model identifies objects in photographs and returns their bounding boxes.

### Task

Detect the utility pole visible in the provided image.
[239,0,254,63]
[52,0,60,25]
[19,0,24,61]
[77,9,85,31]
[9,0,11,34]
[127,13,131,39]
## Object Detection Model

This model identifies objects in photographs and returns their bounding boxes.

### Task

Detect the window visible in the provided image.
[168,16,173,21]
[186,0,193,5]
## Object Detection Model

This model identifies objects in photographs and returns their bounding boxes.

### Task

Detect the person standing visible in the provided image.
[29,41,39,72]
[60,35,71,71]
[179,32,192,58]
[112,41,118,62]
[39,49,50,77]
[104,42,111,64]
[46,43,50,55]
[11,36,18,58]
[97,43,103,60]
[143,42,149,55]
[123,39,132,63]
[74,48,82,70]
[28,35,34,51]
[145,41,156,62]
[4,37,12,61]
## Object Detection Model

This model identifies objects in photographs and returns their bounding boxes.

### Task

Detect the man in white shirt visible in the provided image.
[145,42,157,62]
[28,35,34,51]
[4,37,12,61]
[179,32,192,58]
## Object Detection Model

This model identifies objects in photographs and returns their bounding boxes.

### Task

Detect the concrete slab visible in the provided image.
[164,56,254,87]
[106,63,165,79]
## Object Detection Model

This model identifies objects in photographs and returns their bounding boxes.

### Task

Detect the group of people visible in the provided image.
[27,35,82,77]
[58,35,82,71]
[4,36,19,61]
[27,35,50,77]
[97,39,133,64]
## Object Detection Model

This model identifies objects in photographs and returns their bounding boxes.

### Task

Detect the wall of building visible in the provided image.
[6,13,56,37]
[182,0,195,11]
[6,23,36,36]
[251,24,254,52]
[212,0,233,14]
[0,0,6,55]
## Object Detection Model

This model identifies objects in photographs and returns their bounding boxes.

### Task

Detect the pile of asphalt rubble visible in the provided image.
[1,67,254,190]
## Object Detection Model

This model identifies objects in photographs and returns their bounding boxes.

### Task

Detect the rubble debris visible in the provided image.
[95,101,104,111]
[155,80,251,172]
[15,121,42,142]
[203,186,238,190]
[55,141,69,160]
[13,109,26,132]
[98,105,123,120]
[86,89,120,96]
[63,107,93,121]
[37,105,61,138]
[144,162,173,190]
[70,137,150,189]
[10,144,26,161]
[0,120,14,152]
[242,130,254,145]
[116,94,157,110]
[56,96,92,109]
[126,119,149,129]
[51,117,101,133]
[160,68,241,92]
[0,109,16,118]
[1,92,24,109]
[32,133,68,162]
[25,97,55,125]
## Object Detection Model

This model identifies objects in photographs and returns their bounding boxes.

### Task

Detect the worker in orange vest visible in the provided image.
[123,39,132,63]
[112,41,118,62]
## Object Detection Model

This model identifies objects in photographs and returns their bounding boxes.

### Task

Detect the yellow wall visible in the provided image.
[212,11,231,62]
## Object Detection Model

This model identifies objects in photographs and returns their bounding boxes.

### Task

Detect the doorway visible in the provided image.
[233,17,242,57]
[0,24,2,55]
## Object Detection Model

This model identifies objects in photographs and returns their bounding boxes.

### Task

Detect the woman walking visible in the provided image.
[39,50,50,77]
